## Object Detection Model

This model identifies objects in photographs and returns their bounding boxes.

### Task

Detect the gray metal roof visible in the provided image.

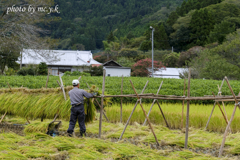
[20,49,101,66]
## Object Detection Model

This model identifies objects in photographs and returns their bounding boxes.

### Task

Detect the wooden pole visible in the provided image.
[93,94,110,123]
[99,69,106,138]
[78,76,82,81]
[119,81,149,141]
[184,68,191,149]
[120,75,123,123]
[212,92,229,125]
[143,81,163,126]
[59,74,66,101]
[218,85,228,121]
[219,77,239,157]
[0,82,12,123]
[45,73,49,88]
[156,100,169,128]
[205,79,225,130]
[181,78,186,128]
[129,80,160,146]
[205,102,216,130]
[0,112,7,123]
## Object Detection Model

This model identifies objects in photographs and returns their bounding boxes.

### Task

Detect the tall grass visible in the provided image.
[105,103,239,133]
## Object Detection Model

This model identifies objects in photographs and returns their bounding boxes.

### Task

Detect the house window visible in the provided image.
[108,74,110,76]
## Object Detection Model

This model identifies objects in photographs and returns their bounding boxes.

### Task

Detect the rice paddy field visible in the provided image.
[1,116,240,160]
[1,76,240,159]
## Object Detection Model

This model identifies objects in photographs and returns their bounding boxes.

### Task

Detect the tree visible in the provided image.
[162,52,180,67]
[38,62,48,75]
[190,49,240,80]
[0,0,59,69]
[189,8,215,46]
[131,58,165,77]
[0,41,19,74]
[208,20,235,44]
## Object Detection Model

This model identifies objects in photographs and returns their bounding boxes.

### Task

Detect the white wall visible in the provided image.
[105,68,131,77]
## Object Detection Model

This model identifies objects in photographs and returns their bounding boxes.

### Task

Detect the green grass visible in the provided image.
[105,103,240,133]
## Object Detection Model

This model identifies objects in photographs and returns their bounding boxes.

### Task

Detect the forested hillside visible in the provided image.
[47,0,184,50]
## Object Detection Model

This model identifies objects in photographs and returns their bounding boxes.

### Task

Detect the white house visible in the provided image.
[153,68,184,79]
[20,49,101,75]
[103,60,131,77]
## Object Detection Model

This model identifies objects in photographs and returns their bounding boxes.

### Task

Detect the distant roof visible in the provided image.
[104,66,131,69]
[20,49,101,66]
[103,60,122,67]
[153,68,184,79]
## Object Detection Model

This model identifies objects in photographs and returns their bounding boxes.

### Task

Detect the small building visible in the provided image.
[103,60,131,77]
[20,49,101,75]
[153,68,184,79]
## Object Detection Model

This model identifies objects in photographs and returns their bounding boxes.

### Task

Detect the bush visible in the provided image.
[89,66,103,76]
[17,67,35,76]
[38,62,48,75]
[5,68,16,76]
[63,71,91,76]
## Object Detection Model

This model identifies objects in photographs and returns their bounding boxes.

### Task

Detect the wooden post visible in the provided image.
[205,78,225,130]
[119,81,149,141]
[156,100,169,128]
[45,73,49,88]
[59,74,66,101]
[129,80,160,146]
[120,75,123,123]
[218,85,228,121]
[184,68,191,149]
[181,78,186,128]
[205,102,216,130]
[212,92,229,125]
[99,69,106,138]
[90,90,110,123]
[0,112,7,123]
[0,82,12,123]
[219,77,239,157]
[78,76,82,81]
[143,81,163,126]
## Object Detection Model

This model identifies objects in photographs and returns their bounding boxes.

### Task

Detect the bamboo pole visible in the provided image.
[143,81,163,126]
[78,76,82,81]
[94,98,109,122]
[184,68,191,149]
[119,81,149,141]
[129,80,160,146]
[120,75,123,123]
[99,69,106,138]
[181,79,186,128]
[205,102,216,130]
[45,73,49,88]
[156,100,169,128]
[212,92,229,125]
[59,74,66,101]
[0,112,7,123]
[218,85,228,120]
[219,77,239,157]
[94,94,240,101]
[0,83,11,123]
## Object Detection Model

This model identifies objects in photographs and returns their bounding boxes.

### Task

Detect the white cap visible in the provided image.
[72,79,79,85]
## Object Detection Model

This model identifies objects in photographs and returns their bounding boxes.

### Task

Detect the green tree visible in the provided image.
[162,52,180,67]
[189,8,215,46]
[38,62,48,75]
[208,20,235,44]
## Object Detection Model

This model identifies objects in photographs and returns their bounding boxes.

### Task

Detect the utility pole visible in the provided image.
[150,26,155,77]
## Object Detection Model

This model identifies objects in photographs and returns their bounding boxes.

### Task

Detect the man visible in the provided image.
[67,79,94,137]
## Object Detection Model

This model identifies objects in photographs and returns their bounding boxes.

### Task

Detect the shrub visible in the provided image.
[131,58,165,77]
[38,62,48,75]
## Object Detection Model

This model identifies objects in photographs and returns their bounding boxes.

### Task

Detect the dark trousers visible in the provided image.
[67,104,86,134]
